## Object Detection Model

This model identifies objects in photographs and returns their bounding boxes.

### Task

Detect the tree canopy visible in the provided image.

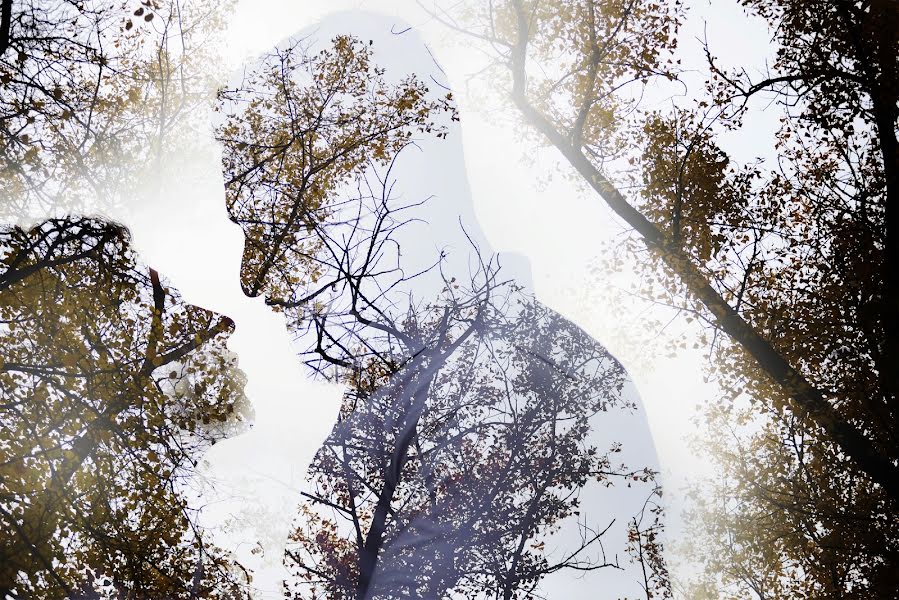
[0,0,228,220]
[3,0,895,597]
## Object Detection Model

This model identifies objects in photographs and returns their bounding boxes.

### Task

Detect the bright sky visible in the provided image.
[9,1,781,597]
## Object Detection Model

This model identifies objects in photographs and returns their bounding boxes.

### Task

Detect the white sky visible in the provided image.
[5,1,781,597]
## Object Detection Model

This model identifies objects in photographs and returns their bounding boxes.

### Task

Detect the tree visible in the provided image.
[423,0,899,596]
[0,217,251,599]
[0,0,229,220]
[218,33,667,599]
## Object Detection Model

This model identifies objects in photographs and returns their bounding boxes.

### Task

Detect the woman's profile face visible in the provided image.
[217,21,466,308]
[0,216,250,597]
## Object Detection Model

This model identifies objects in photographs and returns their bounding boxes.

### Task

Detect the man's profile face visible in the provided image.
[216,25,461,312]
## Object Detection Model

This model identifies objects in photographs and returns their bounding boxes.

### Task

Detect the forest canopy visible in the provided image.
[1,0,897,599]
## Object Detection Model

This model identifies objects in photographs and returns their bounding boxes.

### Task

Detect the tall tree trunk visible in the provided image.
[355,371,432,599]
[870,0,899,413]
[0,0,12,58]
[505,0,899,504]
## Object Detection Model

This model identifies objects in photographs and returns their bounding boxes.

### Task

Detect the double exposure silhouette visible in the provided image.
[218,15,666,599]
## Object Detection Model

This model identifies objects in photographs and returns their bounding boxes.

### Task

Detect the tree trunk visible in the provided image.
[0,0,12,58]
[506,0,899,502]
